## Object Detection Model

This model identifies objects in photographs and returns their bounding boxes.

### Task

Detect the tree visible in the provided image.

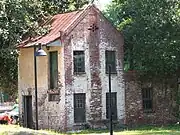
[105,0,180,79]
[0,0,88,96]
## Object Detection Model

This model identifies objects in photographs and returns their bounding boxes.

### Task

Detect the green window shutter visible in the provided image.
[49,51,58,89]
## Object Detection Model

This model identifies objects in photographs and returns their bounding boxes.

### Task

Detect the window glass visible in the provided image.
[105,51,116,73]
[73,51,85,73]
[142,88,153,111]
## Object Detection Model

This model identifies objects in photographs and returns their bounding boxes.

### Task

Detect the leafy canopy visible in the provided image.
[105,0,180,79]
[0,0,88,95]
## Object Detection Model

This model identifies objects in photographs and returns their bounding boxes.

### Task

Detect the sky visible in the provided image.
[94,0,112,10]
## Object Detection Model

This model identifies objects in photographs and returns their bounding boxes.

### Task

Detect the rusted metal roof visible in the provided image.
[18,4,117,48]
[19,10,84,47]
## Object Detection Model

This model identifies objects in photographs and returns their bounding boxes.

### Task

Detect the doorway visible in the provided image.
[106,92,117,120]
[23,95,33,129]
[74,93,86,123]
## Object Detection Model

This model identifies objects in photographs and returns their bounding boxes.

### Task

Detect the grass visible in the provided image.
[0,124,180,135]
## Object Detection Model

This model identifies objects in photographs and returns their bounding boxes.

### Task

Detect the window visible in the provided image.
[142,88,153,111]
[105,51,116,73]
[106,92,117,120]
[73,51,85,73]
[74,93,86,123]
[49,51,58,89]
[49,93,59,101]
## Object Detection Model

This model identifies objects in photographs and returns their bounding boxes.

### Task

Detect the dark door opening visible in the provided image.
[74,93,86,123]
[23,95,33,129]
[106,92,117,120]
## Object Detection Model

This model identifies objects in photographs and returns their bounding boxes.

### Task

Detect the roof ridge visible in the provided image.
[62,11,86,33]
[63,4,94,36]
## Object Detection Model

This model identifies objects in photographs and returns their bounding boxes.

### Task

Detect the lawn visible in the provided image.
[0,125,180,135]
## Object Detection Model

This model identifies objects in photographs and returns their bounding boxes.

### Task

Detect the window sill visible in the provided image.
[106,72,117,75]
[48,100,59,102]
[47,89,59,94]
[74,72,86,75]
[143,110,155,113]
[74,122,86,125]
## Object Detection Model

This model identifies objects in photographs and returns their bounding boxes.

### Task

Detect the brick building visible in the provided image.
[18,4,176,131]
[18,4,124,130]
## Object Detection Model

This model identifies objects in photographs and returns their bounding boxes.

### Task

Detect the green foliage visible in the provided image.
[0,0,88,95]
[105,0,180,79]
[0,49,18,95]
[41,0,89,14]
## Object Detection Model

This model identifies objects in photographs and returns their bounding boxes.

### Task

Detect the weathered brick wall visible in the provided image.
[98,9,125,123]
[88,6,102,122]
[63,6,125,129]
[63,7,103,129]
[125,72,177,126]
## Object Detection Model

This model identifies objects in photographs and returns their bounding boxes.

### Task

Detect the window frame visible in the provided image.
[105,50,117,74]
[48,93,59,102]
[73,51,85,74]
[142,88,153,112]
